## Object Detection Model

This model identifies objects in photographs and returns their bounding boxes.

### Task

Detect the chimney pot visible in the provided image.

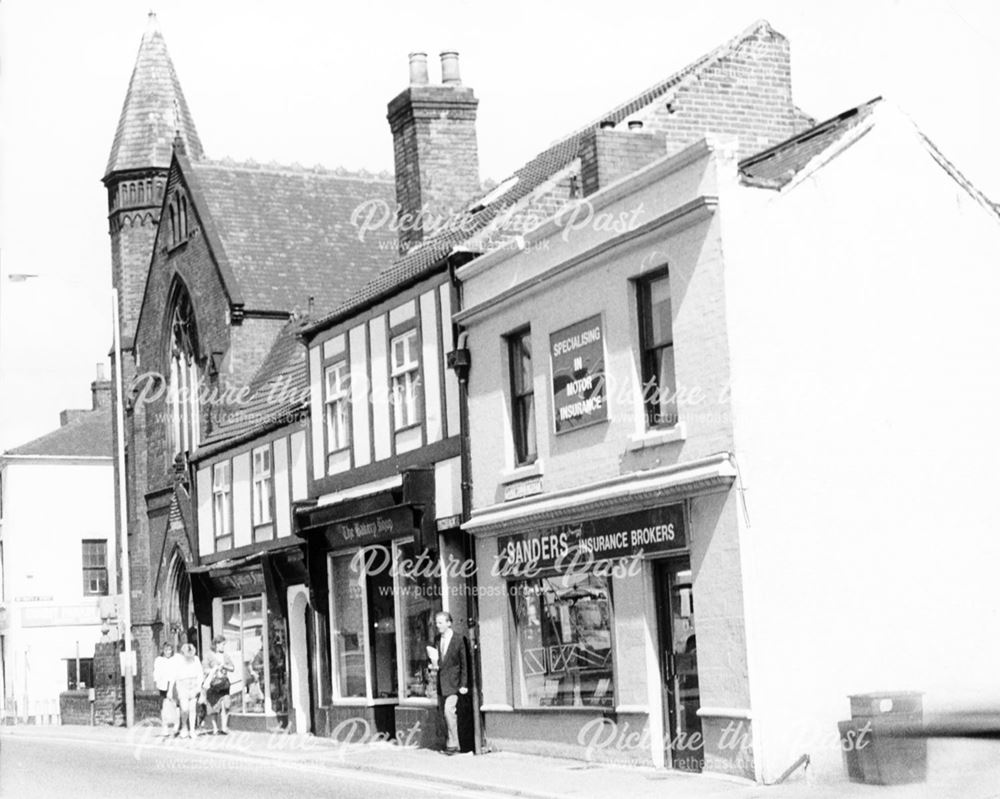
[440,51,461,85]
[628,120,644,130]
[96,363,106,381]
[599,119,616,130]
[408,52,429,85]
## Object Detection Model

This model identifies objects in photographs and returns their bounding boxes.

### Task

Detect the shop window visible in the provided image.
[397,541,440,700]
[223,596,266,714]
[212,461,233,551]
[328,540,442,702]
[65,658,94,690]
[507,327,536,465]
[330,554,366,697]
[508,572,614,708]
[390,329,421,430]
[81,540,109,596]
[367,558,397,698]
[637,270,677,428]
[251,445,274,542]
[325,360,351,456]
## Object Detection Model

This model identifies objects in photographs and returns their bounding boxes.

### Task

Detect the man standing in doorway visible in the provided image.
[434,611,468,755]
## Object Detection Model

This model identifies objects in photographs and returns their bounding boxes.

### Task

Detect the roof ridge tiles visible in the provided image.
[194,157,393,182]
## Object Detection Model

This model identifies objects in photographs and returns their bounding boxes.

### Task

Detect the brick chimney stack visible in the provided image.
[91,363,112,410]
[387,51,480,254]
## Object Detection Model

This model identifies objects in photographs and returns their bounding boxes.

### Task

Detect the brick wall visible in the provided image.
[388,84,480,252]
[94,641,125,725]
[578,129,667,197]
[636,23,807,160]
[59,691,92,725]
[106,170,167,345]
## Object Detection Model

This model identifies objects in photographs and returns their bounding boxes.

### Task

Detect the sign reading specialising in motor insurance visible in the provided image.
[550,314,607,433]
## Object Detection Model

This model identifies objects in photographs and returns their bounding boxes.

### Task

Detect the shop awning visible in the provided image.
[463,453,737,536]
[189,542,306,624]
[294,467,437,613]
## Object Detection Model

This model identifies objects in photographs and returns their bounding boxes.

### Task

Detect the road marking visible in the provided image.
[1,733,522,799]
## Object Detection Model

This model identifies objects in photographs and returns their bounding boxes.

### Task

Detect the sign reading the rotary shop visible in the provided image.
[497,505,686,572]
[550,315,607,433]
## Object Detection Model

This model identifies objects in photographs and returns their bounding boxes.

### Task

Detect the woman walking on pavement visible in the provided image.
[203,634,235,735]
[174,643,204,739]
[153,642,178,737]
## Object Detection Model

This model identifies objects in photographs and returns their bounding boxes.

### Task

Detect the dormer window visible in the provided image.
[167,285,201,456]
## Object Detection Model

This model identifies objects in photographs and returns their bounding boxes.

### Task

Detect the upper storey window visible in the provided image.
[637,270,677,428]
[390,329,421,430]
[167,286,201,457]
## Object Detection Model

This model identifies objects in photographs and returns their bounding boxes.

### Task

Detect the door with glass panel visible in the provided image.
[655,559,702,772]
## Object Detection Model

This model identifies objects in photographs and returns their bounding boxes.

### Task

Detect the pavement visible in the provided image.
[2,723,999,799]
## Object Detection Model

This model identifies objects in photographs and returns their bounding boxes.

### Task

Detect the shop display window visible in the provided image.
[330,554,366,697]
[223,595,266,713]
[509,572,615,708]
[397,542,441,699]
[328,539,442,703]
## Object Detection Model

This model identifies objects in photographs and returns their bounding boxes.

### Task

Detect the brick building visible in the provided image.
[97,14,1000,785]
[289,18,814,759]
[455,95,1000,783]
[104,14,395,687]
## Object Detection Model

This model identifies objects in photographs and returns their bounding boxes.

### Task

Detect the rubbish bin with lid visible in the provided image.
[839,691,926,785]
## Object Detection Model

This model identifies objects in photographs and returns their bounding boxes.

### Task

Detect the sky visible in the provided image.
[0,0,997,450]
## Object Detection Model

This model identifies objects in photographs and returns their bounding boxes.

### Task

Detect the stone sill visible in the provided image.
[626,423,687,452]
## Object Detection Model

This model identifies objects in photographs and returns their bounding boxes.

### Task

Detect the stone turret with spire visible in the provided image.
[103,12,203,353]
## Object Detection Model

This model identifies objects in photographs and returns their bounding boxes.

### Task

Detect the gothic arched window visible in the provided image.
[167,286,201,456]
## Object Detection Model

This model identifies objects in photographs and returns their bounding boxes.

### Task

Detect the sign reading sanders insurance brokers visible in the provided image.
[497,505,687,572]
[550,314,607,433]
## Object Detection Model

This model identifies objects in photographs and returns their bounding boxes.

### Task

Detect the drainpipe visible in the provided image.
[446,252,483,754]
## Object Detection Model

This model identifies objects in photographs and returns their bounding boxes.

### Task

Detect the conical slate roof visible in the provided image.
[104,13,203,178]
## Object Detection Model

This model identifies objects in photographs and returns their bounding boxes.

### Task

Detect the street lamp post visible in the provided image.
[110,287,135,728]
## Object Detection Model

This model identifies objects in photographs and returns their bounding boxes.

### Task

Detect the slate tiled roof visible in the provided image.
[304,19,781,335]
[189,160,397,314]
[4,408,112,459]
[739,98,881,188]
[105,13,203,178]
[195,319,309,457]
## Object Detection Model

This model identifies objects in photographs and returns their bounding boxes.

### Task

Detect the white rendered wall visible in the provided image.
[724,106,1000,781]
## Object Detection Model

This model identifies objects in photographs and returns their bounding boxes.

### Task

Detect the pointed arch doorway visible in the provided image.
[164,550,197,650]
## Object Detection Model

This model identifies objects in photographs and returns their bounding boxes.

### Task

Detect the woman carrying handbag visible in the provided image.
[202,634,235,735]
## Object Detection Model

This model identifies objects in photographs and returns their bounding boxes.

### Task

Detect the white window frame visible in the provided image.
[252,445,273,526]
[212,461,233,550]
[390,329,421,430]
[325,360,351,453]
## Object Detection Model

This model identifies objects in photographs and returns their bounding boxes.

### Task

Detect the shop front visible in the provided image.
[466,462,753,778]
[295,467,469,749]
[189,543,306,731]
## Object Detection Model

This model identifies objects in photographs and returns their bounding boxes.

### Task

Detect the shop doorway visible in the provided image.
[654,559,703,772]
[287,586,312,733]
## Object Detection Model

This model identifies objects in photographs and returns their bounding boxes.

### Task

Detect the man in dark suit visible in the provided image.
[434,611,468,754]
